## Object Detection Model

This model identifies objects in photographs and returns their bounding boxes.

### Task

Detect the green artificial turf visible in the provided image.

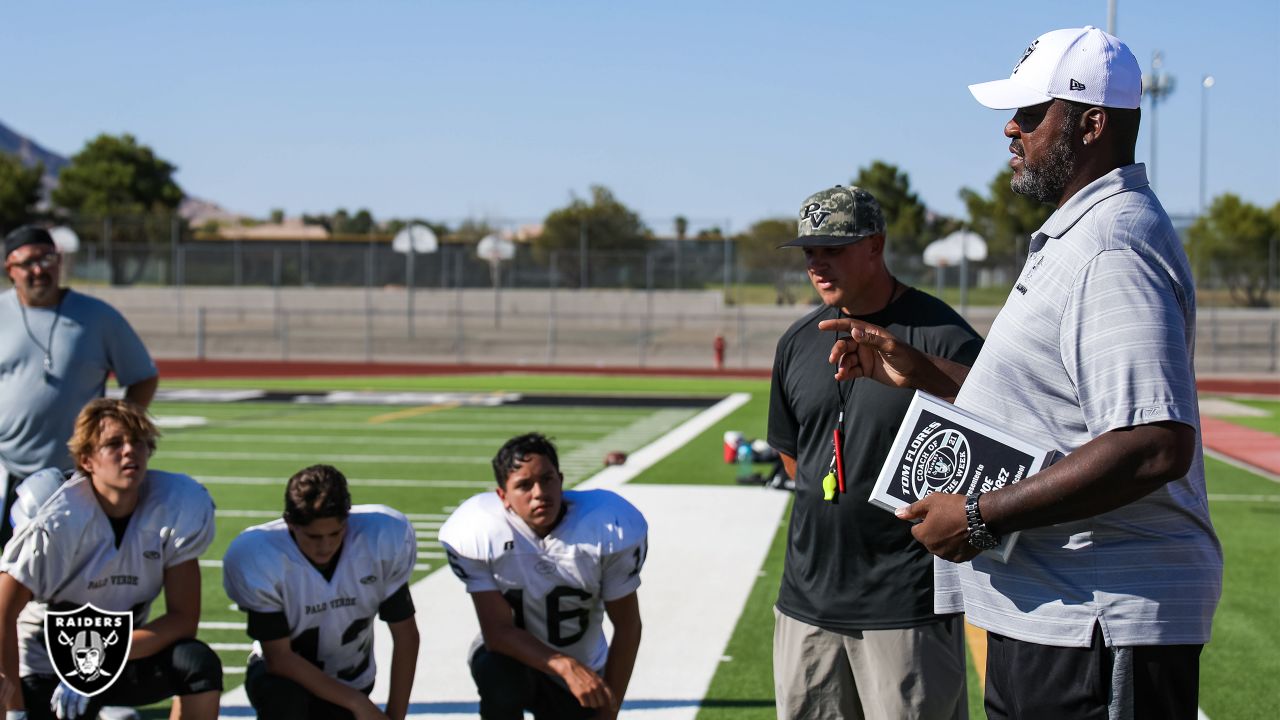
[1199,456,1280,720]
[122,376,1278,719]
[161,372,762,395]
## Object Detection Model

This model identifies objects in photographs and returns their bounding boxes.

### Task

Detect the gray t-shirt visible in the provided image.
[0,289,156,476]
[948,164,1222,648]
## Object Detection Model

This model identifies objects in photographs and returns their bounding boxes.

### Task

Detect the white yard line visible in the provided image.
[197,476,492,489]
[206,420,643,434]
[198,621,247,630]
[218,392,785,720]
[1204,448,1280,484]
[1198,397,1270,417]
[576,393,750,491]
[167,451,491,463]
[215,510,448,521]
[168,434,510,446]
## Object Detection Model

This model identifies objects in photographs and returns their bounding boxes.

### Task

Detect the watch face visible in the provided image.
[968,530,999,550]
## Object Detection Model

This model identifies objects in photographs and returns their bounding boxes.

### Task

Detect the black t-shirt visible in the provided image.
[768,288,983,631]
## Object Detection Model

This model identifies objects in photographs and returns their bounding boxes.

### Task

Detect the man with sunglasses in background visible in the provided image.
[0,225,157,549]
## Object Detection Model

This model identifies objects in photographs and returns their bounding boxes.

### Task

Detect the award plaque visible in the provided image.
[869,391,1059,562]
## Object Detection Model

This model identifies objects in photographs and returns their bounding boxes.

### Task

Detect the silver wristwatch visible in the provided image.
[964,492,999,550]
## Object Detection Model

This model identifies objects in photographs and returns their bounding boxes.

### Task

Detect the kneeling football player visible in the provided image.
[222,464,419,720]
[439,433,647,720]
[0,398,222,720]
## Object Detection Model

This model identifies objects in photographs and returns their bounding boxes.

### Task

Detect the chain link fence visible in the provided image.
[48,214,1280,372]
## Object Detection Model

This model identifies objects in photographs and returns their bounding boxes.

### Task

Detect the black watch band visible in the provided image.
[965,492,1000,550]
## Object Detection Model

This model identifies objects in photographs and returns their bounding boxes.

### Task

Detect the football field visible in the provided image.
[145,387,719,680]
[128,375,1278,719]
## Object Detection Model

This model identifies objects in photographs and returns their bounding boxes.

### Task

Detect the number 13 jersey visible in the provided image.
[439,489,647,672]
[222,505,417,690]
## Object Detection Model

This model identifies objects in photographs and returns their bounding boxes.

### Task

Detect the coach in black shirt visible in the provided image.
[768,185,982,720]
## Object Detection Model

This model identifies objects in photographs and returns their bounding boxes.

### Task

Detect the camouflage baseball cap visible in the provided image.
[779,185,886,248]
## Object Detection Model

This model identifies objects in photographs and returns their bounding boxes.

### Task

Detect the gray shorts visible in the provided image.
[773,608,968,720]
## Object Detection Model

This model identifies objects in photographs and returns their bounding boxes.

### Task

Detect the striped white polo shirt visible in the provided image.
[947,164,1222,648]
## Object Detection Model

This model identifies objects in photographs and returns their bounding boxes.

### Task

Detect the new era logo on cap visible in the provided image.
[969,26,1141,110]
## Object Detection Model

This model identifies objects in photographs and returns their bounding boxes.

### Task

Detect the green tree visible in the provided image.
[674,215,688,241]
[738,218,802,304]
[269,208,285,224]
[51,133,184,284]
[959,167,1054,276]
[52,133,182,217]
[1187,194,1278,307]
[310,208,376,235]
[348,209,375,235]
[536,185,648,287]
[851,161,931,260]
[331,208,351,234]
[0,154,43,234]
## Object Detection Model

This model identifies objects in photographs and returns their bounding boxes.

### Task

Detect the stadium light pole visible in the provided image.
[1199,75,1214,214]
[1107,0,1117,35]
[1142,51,1175,191]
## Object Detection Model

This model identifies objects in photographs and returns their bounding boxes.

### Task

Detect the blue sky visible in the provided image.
[5,1,1277,235]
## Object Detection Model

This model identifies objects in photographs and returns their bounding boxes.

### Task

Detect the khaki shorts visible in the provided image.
[773,608,967,720]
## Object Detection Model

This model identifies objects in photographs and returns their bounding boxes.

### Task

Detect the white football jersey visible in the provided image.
[0,470,216,676]
[222,505,416,690]
[438,489,647,672]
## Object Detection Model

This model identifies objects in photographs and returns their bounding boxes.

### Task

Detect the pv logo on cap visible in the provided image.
[44,604,133,697]
[800,202,831,230]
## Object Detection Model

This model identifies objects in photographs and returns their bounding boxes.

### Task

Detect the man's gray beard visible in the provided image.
[1011,131,1076,204]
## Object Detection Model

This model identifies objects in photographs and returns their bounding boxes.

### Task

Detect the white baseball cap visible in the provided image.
[969,26,1141,110]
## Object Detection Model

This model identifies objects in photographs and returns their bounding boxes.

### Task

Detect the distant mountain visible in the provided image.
[0,120,69,198]
[179,196,242,226]
[0,120,68,177]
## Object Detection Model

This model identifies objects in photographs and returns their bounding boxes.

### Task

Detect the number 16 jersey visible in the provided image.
[439,489,647,672]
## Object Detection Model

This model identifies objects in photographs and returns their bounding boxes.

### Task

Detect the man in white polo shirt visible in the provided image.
[820,26,1221,720]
